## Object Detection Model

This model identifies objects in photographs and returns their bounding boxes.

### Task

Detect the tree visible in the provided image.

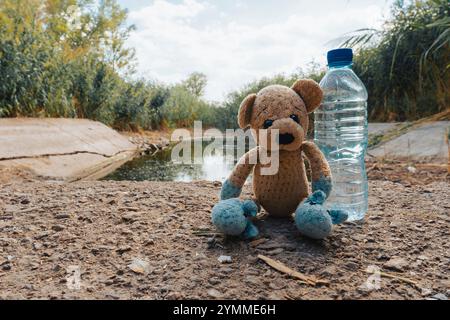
[0,0,137,122]
[182,72,207,97]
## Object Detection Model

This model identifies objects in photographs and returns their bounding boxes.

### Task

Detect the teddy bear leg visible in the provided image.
[294,191,333,240]
[241,199,260,239]
[211,198,259,239]
[220,179,242,200]
[312,175,332,198]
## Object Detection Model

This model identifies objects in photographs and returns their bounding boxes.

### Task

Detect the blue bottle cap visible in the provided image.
[327,48,353,67]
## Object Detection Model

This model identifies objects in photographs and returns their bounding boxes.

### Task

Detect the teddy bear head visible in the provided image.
[237,79,323,151]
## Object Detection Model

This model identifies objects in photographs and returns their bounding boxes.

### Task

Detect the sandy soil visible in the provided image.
[0,163,449,300]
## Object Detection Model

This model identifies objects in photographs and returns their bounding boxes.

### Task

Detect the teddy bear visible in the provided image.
[211,79,348,240]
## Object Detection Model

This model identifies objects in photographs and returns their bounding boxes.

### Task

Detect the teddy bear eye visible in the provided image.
[263,120,274,129]
[290,114,300,124]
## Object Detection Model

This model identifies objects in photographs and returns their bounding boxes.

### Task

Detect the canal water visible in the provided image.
[103,141,250,182]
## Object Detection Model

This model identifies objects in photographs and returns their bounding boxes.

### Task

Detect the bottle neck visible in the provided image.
[328,62,353,70]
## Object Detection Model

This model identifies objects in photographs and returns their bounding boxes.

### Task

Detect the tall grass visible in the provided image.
[0,0,447,131]
[339,0,449,121]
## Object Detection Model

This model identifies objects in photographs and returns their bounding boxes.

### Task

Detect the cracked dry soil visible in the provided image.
[0,163,449,300]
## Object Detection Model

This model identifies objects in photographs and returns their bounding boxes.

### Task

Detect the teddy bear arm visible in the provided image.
[302,141,332,198]
[220,148,258,200]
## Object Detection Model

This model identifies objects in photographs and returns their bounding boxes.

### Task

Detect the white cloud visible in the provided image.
[129,0,206,20]
[126,0,392,101]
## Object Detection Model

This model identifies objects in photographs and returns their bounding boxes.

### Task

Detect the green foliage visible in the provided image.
[1,0,447,132]
[0,25,73,117]
[341,0,449,121]
[214,64,325,130]
[0,0,135,125]
[0,0,219,131]
[161,84,217,128]
[182,72,207,98]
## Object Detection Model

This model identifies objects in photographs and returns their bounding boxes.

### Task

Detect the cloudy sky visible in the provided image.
[117,0,393,101]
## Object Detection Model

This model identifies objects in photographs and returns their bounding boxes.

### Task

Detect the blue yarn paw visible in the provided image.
[295,200,332,240]
[328,209,348,225]
[306,190,327,205]
[242,199,259,218]
[243,221,259,240]
[312,175,332,198]
[220,179,242,200]
[211,199,248,236]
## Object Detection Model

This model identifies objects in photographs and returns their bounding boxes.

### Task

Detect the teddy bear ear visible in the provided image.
[238,93,256,129]
[291,79,323,113]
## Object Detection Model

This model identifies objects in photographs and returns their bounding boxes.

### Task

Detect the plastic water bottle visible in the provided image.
[314,48,368,221]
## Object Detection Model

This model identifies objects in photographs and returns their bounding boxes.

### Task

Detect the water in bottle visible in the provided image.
[314,48,369,221]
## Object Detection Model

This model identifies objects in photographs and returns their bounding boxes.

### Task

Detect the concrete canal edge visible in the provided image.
[1,118,447,182]
[0,118,138,181]
[368,121,449,164]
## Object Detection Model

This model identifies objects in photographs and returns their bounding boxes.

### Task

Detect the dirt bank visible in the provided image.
[0,164,448,300]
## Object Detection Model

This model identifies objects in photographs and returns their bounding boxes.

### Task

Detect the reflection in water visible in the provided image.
[104,141,249,182]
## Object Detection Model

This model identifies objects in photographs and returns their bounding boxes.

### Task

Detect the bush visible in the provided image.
[344,0,449,121]
[1,0,447,132]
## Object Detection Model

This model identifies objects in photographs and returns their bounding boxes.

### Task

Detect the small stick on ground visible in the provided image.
[365,270,419,287]
[192,231,221,237]
[192,227,213,232]
[380,272,420,287]
[192,227,222,237]
[249,238,267,247]
[258,254,327,286]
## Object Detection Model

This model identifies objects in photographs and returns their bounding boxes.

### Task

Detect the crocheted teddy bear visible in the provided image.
[211,79,348,240]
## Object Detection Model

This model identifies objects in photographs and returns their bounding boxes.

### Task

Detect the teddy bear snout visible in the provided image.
[267,118,305,151]
[279,133,295,145]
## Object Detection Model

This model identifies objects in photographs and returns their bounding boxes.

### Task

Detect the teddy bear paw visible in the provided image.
[328,209,348,225]
[243,221,259,240]
[295,198,332,240]
[211,199,259,239]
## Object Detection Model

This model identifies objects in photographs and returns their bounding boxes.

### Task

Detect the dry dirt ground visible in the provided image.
[0,163,449,300]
